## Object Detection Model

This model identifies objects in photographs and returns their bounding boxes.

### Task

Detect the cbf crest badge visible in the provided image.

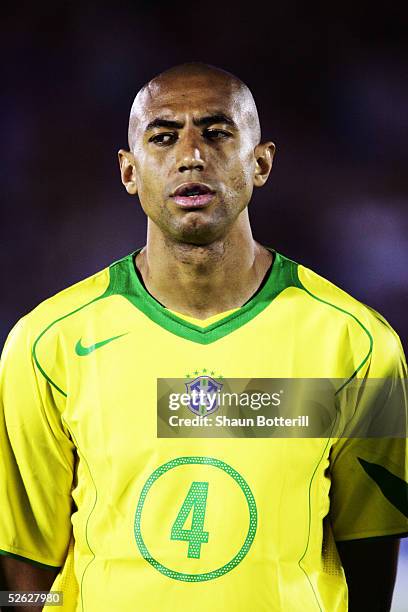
[185,375,223,416]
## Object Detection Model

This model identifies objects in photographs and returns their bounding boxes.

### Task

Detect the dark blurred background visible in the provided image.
[1,2,407,348]
[1,2,407,606]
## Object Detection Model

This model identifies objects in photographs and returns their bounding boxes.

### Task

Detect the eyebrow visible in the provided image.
[195,114,237,128]
[145,113,237,132]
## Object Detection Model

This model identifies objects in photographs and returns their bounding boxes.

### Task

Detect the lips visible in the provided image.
[171,182,215,209]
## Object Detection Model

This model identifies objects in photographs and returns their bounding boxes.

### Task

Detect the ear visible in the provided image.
[118,149,138,195]
[253,142,276,187]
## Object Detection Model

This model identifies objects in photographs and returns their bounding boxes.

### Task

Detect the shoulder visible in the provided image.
[4,261,115,351]
[294,259,375,327]
[286,254,406,374]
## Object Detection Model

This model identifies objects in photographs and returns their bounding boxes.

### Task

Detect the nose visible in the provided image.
[178,147,205,173]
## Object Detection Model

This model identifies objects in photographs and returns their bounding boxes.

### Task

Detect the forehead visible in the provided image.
[135,74,246,123]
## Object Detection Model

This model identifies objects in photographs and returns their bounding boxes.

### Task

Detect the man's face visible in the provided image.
[122,73,269,245]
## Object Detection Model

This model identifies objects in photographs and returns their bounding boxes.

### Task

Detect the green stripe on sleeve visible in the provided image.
[358,458,408,518]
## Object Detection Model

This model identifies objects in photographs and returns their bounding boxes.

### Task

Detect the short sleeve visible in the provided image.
[329,315,408,541]
[0,317,75,568]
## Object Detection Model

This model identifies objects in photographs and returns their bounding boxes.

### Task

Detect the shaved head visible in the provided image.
[119,61,275,247]
[128,62,261,151]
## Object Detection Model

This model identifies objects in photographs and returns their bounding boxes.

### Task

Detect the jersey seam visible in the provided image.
[298,427,339,611]
[293,265,374,394]
[61,417,97,612]
[32,279,114,398]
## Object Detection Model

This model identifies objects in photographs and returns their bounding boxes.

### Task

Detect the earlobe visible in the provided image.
[125,182,138,195]
[118,149,138,195]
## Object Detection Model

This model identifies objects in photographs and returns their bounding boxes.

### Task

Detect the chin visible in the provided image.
[176,231,219,246]
[176,219,227,245]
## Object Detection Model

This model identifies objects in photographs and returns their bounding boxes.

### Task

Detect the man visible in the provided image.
[0,63,406,612]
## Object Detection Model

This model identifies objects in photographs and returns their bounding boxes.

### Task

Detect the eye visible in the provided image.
[149,132,177,146]
[204,129,231,140]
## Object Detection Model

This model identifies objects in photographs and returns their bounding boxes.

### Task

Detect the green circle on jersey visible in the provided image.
[134,456,257,582]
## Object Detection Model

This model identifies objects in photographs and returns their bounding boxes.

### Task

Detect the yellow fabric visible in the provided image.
[0,252,406,612]
[167,307,239,326]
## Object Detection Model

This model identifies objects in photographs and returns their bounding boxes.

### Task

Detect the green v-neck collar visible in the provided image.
[106,248,299,345]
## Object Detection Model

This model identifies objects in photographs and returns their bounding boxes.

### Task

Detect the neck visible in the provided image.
[135,211,273,320]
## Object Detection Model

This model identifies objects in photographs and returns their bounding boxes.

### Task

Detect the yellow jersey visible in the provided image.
[0,249,406,611]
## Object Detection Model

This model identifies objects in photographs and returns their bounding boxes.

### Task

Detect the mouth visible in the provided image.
[171,182,215,209]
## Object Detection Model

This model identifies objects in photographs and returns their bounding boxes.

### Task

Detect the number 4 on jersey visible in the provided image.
[171,481,209,559]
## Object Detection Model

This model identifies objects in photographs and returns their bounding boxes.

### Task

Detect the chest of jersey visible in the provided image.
[32,293,355,610]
